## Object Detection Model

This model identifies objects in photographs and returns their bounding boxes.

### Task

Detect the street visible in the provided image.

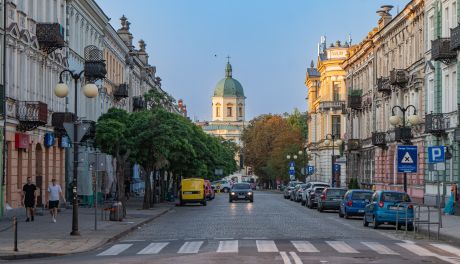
[7,191,460,264]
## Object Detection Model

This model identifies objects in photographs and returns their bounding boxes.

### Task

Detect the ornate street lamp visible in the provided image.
[389,104,422,193]
[324,134,343,187]
[55,45,106,236]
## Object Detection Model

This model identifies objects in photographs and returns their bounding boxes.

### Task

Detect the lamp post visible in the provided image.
[389,104,422,193]
[55,70,99,236]
[286,154,298,183]
[324,134,343,187]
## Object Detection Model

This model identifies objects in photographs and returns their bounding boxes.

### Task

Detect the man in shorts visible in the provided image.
[48,178,65,223]
[22,177,37,222]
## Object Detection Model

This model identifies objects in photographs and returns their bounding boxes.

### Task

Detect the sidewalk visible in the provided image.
[0,197,175,260]
[411,207,460,243]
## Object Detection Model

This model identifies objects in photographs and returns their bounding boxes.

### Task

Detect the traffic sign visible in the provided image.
[307,166,315,175]
[289,169,295,175]
[428,146,445,163]
[397,145,418,173]
[334,164,341,173]
[289,161,295,167]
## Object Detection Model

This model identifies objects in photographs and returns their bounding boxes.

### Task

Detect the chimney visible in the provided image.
[377,5,393,30]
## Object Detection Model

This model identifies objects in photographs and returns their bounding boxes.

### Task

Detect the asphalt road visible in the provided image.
[9,191,460,264]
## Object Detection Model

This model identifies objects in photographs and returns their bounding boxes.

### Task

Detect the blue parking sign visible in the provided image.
[397,145,417,173]
[428,146,445,163]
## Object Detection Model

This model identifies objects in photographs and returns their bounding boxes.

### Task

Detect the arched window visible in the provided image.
[238,104,243,117]
[215,103,221,117]
[227,103,233,117]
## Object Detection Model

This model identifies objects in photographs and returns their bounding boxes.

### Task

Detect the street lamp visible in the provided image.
[324,134,342,187]
[389,105,422,193]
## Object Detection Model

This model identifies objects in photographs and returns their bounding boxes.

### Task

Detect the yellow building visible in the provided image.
[306,39,350,187]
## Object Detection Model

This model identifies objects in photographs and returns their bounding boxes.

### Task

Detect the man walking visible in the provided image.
[48,178,65,223]
[22,177,37,222]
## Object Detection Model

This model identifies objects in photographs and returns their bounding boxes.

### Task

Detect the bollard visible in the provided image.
[13,216,18,252]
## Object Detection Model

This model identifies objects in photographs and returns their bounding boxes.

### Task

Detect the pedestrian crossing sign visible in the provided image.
[397,145,417,173]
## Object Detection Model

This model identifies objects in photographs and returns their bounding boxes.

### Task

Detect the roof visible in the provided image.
[213,62,245,98]
[306,68,320,77]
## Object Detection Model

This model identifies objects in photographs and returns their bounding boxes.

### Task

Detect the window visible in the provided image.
[215,103,221,117]
[238,106,243,117]
[332,82,340,101]
[332,115,341,137]
[444,6,450,37]
[227,106,232,117]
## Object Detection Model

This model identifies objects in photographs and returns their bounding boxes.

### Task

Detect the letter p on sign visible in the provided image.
[428,146,445,163]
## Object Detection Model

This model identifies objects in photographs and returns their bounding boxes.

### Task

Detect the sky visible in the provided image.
[96,0,410,121]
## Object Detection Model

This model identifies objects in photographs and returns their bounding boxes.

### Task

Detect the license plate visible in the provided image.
[358,210,364,213]
[183,191,193,194]
[389,206,404,210]
[333,198,341,201]
[238,195,245,198]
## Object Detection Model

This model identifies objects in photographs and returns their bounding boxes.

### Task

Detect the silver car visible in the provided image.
[283,181,303,199]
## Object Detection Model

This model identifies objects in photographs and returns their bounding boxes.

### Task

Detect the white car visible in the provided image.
[211,180,231,193]
[301,182,330,206]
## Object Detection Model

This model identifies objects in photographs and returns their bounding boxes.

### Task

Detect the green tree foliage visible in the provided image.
[242,110,308,187]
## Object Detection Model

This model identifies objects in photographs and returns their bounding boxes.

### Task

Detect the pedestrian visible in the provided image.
[48,178,65,223]
[22,177,37,222]
[124,178,131,200]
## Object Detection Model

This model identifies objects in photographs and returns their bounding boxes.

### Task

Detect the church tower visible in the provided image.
[212,59,246,122]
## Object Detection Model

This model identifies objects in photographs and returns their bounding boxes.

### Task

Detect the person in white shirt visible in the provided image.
[48,178,65,223]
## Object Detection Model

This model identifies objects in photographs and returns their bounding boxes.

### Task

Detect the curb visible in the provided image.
[0,206,174,260]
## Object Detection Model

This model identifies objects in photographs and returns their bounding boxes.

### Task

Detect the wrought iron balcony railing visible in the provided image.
[319,101,345,111]
[16,101,48,131]
[451,25,460,51]
[347,95,362,110]
[376,77,391,93]
[425,113,447,136]
[347,139,362,151]
[51,112,76,134]
[113,83,129,99]
[133,96,147,111]
[431,38,456,64]
[389,69,409,87]
[372,132,386,147]
[36,23,65,54]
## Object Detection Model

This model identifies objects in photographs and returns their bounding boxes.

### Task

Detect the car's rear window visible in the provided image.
[233,183,250,190]
[314,188,324,194]
[313,184,329,188]
[300,184,308,189]
[327,189,347,197]
[351,192,373,200]
[382,192,411,202]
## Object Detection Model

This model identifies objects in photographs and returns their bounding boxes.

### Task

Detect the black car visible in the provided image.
[229,183,254,203]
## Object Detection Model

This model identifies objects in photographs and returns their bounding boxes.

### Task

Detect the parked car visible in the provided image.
[363,190,414,230]
[229,183,254,203]
[283,181,303,199]
[339,189,373,218]
[305,186,326,208]
[302,182,330,207]
[212,180,231,193]
[317,187,347,212]
[290,184,303,201]
[179,178,206,206]
[204,180,215,200]
[295,184,308,202]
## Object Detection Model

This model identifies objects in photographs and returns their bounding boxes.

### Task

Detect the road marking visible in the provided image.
[289,252,303,264]
[280,251,292,264]
[326,241,359,253]
[97,244,132,256]
[396,243,436,256]
[121,240,145,242]
[137,242,169,255]
[178,241,204,254]
[291,241,319,253]
[361,242,399,255]
[217,240,238,253]
[431,244,460,256]
[256,240,278,252]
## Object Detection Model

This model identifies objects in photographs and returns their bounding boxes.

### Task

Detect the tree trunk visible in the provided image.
[143,170,152,209]
[150,169,156,208]
[116,159,126,217]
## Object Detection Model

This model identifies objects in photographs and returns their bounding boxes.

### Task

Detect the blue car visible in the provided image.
[363,190,414,230]
[339,189,373,219]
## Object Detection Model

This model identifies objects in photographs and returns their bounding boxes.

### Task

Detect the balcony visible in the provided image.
[319,101,345,111]
[347,139,361,151]
[389,69,409,87]
[347,90,362,110]
[451,26,460,51]
[394,127,412,142]
[431,38,456,64]
[51,112,76,135]
[36,23,65,54]
[376,77,391,93]
[425,113,447,136]
[372,132,386,147]
[113,83,129,99]
[133,96,147,111]
[16,101,48,131]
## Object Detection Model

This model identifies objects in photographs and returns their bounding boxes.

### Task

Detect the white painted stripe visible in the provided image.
[397,243,436,256]
[137,242,169,255]
[431,244,460,257]
[280,251,292,264]
[361,242,399,255]
[289,252,303,264]
[97,244,132,256]
[291,241,319,253]
[326,241,359,253]
[256,240,279,252]
[217,240,238,253]
[178,241,204,254]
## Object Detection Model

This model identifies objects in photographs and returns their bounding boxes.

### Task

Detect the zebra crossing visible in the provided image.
[95,239,460,262]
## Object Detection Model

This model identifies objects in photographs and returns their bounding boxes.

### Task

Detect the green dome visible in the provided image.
[213,62,245,98]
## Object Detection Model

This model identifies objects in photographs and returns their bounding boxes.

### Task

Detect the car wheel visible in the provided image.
[363,215,369,227]
[229,198,232,203]
[372,216,379,229]
[407,223,414,231]
[202,201,207,206]
[301,200,305,206]
[339,207,344,218]
[180,200,185,206]
[318,204,323,212]
[249,199,253,203]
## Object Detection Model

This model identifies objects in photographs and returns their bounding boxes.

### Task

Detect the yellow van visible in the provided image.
[180,178,206,206]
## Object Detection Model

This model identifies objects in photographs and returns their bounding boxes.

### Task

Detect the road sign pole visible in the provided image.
[403,172,407,193]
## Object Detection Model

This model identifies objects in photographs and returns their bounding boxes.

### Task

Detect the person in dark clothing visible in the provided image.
[22,177,37,222]
[125,179,131,200]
